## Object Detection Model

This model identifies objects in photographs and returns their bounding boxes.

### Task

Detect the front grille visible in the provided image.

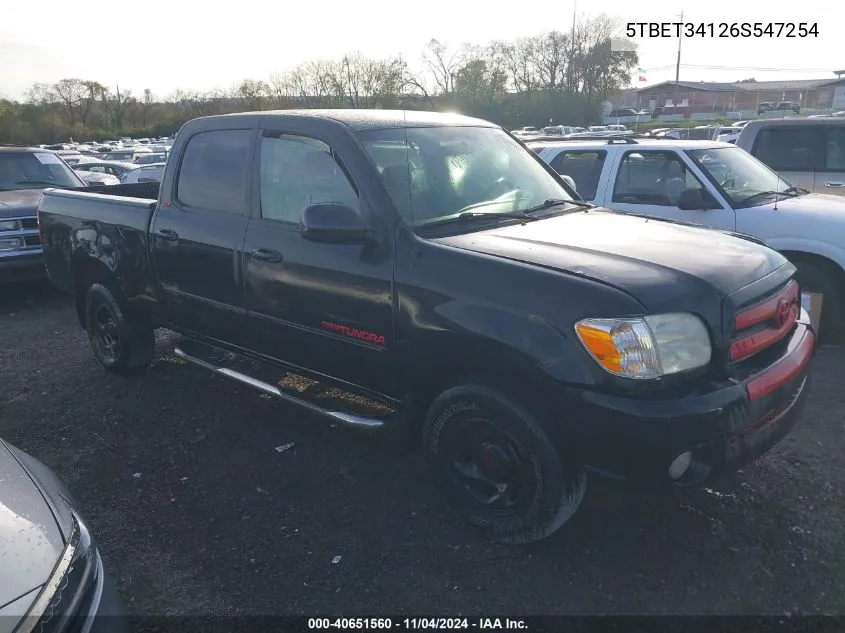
[21,217,38,230]
[730,280,799,364]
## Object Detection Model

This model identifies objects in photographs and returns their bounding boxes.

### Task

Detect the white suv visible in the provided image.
[529,136,845,341]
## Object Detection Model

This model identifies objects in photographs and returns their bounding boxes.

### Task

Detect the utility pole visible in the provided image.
[568,0,577,91]
[674,11,683,99]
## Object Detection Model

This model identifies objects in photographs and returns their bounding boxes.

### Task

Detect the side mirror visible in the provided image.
[677,188,718,211]
[560,174,577,195]
[300,203,369,244]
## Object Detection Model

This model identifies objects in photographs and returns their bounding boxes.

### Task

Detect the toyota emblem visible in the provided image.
[775,298,791,328]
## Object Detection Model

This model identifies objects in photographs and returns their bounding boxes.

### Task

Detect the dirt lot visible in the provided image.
[1,283,844,616]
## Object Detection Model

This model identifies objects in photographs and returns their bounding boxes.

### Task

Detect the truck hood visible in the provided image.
[749,192,845,216]
[0,440,65,614]
[433,209,788,314]
[0,189,43,220]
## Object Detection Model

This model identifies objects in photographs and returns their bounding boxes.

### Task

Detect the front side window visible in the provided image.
[548,151,606,200]
[356,126,575,227]
[176,130,251,214]
[612,151,709,206]
[687,146,799,207]
[259,133,359,224]
[753,127,815,171]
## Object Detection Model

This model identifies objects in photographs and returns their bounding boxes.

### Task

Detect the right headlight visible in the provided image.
[575,312,712,379]
[17,511,97,633]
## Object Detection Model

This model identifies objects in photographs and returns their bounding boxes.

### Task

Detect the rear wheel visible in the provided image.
[84,283,154,375]
[422,384,586,544]
[794,262,844,345]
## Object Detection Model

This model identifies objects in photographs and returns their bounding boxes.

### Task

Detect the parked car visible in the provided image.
[530,136,845,341]
[39,110,815,544]
[716,126,743,144]
[103,148,151,162]
[119,163,165,183]
[758,102,776,115]
[72,160,140,180]
[777,101,801,114]
[134,152,168,165]
[0,146,86,283]
[77,171,121,186]
[735,117,845,197]
[0,436,131,632]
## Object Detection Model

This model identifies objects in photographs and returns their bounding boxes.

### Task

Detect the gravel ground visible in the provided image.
[1,282,844,617]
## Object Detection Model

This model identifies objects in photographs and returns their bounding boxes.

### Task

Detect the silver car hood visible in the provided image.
[0,442,64,613]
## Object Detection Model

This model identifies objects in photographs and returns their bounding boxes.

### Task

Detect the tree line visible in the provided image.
[0,15,637,144]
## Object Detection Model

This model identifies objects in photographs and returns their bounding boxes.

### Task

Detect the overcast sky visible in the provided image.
[1,0,843,100]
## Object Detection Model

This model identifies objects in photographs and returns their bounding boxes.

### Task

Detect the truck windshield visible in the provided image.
[356,126,575,228]
[686,147,802,207]
[0,152,83,191]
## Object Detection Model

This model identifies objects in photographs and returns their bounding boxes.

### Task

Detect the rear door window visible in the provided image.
[548,151,606,200]
[753,127,818,171]
[176,130,252,214]
[823,126,845,171]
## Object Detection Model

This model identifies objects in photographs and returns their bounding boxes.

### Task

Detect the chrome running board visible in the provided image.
[174,347,384,430]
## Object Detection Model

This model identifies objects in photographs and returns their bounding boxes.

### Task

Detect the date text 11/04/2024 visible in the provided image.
[626,22,819,38]
[307,619,528,630]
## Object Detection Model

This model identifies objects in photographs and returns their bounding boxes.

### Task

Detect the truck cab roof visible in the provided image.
[193,109,499,131]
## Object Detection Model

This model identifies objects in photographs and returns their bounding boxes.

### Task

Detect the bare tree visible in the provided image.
[504,38,540,94]
[422,39,463,95]
[51,79,88,124]
[533,31,569,92]
[235,79,270,110]
[140,88,154,126]
[268,72,297,108]
[100,85,134,130]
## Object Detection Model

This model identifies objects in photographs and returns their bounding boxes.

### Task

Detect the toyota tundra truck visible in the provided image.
[38,110,816,544]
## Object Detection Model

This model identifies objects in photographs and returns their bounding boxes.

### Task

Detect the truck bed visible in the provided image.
[38,185,159,296]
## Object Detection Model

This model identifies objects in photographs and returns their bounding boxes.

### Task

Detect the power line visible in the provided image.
[639,64,836,73]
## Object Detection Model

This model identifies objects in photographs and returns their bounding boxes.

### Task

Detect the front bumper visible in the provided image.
[0,248,46,283]
[573,310,815,487]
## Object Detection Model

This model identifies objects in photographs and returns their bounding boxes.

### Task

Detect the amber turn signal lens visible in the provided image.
[574,322,623,374]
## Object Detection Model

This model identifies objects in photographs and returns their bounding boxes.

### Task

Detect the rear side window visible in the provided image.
[753,127,815,171]
[824,126,845,171]
[176,130,252,214]
[548,151,606,200]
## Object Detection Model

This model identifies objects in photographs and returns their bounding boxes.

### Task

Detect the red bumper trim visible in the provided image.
[746,327,815,401]
[735,280,798,330]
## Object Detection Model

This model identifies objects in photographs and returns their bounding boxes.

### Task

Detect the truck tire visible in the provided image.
[422,384,586,544]
[84,283,155,375]
[794,262,844,345]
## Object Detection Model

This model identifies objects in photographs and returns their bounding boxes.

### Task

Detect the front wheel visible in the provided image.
[422,384,586,544]
[794,262,844,345]
[85,283,155,375]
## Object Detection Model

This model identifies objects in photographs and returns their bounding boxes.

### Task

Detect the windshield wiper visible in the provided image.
[456,211,541,222]
[421,211,540,229]
[738,188,801,205]
[522,198,595,214]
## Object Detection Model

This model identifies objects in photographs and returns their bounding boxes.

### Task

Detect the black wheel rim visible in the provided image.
[92,303,121,361]
[445,418,537,518]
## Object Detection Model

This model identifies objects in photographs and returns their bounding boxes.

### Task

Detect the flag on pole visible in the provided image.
[638,75,647,82]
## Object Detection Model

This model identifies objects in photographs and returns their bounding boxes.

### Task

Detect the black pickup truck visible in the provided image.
[39,110,816,543]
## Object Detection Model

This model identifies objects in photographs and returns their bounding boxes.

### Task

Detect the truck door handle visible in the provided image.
[156,228,179,241]
[825,181,845,188]
[251,248,283,263]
